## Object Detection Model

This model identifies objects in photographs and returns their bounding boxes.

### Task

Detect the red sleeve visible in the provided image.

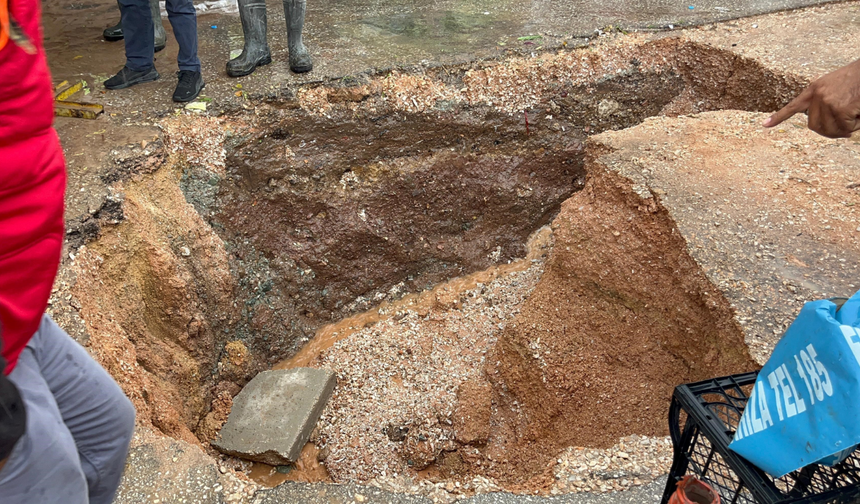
[0,0,66,374]
[0,0,54,148]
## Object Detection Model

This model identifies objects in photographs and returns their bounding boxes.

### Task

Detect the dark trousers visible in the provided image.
[119,0,201,72]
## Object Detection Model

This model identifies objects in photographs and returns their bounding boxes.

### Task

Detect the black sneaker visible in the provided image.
[104,66,159,90]
[172,70,204,103]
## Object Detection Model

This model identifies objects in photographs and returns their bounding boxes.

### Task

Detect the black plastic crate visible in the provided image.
[661,372,860,504]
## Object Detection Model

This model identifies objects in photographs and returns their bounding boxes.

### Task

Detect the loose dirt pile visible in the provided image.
[302,235,679,500]
[312,229,550,488]
[483,154,757,488]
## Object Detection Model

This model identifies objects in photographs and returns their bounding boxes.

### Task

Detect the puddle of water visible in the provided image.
[329,1,526,59]
[156,0,237,15]
[247,442,331,487]
[276,225,552,370]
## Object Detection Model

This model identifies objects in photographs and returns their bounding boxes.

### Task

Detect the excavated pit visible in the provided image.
[70,36,803,496]
[202,70,680,368]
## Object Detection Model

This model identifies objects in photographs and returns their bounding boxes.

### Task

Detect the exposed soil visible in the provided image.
[276,147,755,499]
[199,58,688,373]
[484,154,757,488]
[63,31,811,500]
[71,147,238,444]
[211,113,585,364]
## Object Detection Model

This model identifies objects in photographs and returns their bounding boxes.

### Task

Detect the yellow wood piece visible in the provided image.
[55,80,84,101]
[54,101,104,120]
[53,80,102,119]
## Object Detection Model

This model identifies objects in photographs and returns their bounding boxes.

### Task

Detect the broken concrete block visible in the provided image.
[213,368,336,465]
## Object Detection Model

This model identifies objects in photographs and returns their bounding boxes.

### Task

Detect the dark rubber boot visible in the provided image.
[103,18,123,41]
[104,0,166,52]
[152,0,167,52]
[284,0,312,73]
[226,0,272,77]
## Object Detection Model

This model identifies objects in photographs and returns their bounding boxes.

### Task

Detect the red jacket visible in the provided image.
[0,0,66,374]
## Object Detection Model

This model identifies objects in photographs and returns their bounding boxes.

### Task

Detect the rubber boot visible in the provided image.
[151,0,167,52]
[103,13,124,41]
[226,0,272,77]
[104,0,166,53]
[284,0,312,73]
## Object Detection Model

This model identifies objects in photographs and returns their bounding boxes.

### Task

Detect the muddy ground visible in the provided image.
[37,1,860,503]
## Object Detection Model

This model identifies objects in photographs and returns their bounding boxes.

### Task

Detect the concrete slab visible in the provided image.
[213,368,337,465]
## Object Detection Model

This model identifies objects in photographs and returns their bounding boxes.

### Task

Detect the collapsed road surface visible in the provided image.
[39,0,860,502]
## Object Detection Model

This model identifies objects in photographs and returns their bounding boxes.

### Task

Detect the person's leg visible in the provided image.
[165,0,204,102]
[104,0,166,52]
[103,2,124,42]
[119,0,155,71]
[165,0,200,72]
[151,0,167,51]
[106,0,159,89]
[0,341,88,504]
[31,315,136,504]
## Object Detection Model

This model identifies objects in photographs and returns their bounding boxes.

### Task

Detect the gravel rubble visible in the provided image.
[312,229,549,498]
[306,227,673,501]
[551,435,672,495]
[316,264,543,486]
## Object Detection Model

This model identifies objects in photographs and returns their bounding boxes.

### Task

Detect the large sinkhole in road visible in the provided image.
[79,40,800,495]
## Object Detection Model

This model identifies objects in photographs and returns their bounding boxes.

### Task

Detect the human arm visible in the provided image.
[763,59,860,138]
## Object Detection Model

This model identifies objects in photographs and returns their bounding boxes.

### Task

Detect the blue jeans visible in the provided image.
[120,0,201,72]
[0,315,136,504]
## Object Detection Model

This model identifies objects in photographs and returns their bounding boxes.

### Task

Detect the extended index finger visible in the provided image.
[764,88,813,128]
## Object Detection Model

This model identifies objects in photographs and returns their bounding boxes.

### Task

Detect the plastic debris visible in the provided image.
[669,476,720,504]
[185,101,207,111]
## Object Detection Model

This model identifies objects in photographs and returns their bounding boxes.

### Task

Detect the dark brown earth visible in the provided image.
[214,113,585,364]
[199,64,689,370]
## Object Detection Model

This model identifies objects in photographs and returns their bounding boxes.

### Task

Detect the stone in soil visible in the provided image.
[213,368,337,465]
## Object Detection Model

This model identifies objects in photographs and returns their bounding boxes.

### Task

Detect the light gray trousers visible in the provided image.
[0,315,135,503]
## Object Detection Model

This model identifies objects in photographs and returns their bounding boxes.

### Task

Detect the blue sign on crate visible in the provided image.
[729,291,860,477]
